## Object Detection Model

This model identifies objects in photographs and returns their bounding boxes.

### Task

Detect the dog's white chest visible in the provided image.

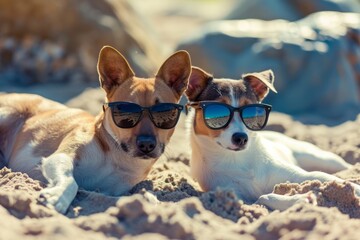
[201,152,263,200]
[74,153,130,195]
[191,133,289,202]
[73,143,152,195]
[7,141,45,180]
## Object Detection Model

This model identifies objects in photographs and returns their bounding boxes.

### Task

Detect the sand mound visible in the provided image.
[274,178,360,218]
[1,161,360,239]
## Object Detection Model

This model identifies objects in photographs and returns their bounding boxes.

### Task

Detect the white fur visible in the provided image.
[40,153,78,213]
[73,139,154,196]
[8,141,44,179]
[188,98,359,211]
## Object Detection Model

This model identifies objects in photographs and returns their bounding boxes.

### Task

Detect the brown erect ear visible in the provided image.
[242,69,277,101]
[185,66,213,101]
[156,50,191,99]
[97,46,135,93]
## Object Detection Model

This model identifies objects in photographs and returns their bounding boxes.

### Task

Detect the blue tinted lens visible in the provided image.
[112,103,142,128]
[204,104,231,129]
[242,106,267,130]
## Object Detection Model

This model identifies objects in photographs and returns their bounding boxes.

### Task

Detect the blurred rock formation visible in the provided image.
[226,0,360,21]
[178,11,360,124]
[0,0,161,86]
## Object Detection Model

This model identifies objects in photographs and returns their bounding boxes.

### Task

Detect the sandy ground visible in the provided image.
[1,111,360,239]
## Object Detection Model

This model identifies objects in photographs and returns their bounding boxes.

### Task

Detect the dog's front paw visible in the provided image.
[255,192,318,211]
[38,187,74,214]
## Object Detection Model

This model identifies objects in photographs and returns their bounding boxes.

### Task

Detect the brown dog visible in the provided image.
[0,46,191,213]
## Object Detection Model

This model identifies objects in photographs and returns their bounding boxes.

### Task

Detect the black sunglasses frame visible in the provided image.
[104,101,184,129]
[186,101,272,131]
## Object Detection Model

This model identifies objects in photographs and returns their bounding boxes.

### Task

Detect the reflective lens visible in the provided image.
[203,104,231,129]
[108,102,182,129]
[150,104,182,129]
[111,103,142,128]
[241,106,267,130]
[190,102,271,131]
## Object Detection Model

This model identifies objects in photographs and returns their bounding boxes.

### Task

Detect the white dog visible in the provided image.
[185,66,359,210]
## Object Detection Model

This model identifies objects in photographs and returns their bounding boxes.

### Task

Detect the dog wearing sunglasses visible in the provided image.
[0,46,191,213]
[185,66,360,210]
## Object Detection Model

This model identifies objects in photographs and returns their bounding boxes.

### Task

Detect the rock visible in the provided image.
[66,88,105,115]
[226,0,360,21]
[177,11,360,124]
[0,0,162,86]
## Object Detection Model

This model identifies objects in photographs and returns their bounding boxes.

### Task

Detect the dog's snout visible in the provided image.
[231,132,248,147]
[136,135,157,154]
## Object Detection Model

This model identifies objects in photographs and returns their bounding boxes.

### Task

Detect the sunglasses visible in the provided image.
[186,102,271,131]
[104,102,183,129]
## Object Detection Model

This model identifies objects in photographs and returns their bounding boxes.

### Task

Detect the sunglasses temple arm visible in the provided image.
[103,103,109,112]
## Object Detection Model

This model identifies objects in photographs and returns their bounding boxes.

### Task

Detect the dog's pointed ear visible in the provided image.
[156,50,191,99]
[243,69,277,101]
[97,46,135,93]
[185,66,213,101]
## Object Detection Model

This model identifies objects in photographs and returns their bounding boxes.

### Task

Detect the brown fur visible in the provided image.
[94,116,110,153]
[0,46,191,211]
[2,49,188,162]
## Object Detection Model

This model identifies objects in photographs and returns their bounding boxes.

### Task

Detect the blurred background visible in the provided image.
[0,0,359,125]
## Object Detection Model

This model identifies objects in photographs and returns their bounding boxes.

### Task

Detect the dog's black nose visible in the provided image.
[231,132,248,147]
[136,135,156,154]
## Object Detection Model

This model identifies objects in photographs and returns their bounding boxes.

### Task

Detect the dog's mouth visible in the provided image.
[216,141,247,151]
[134,151,158,160]
[226,147,246,152]
[227,146,246,151]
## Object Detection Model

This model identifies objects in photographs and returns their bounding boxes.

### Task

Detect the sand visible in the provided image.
[1,112,360,239]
